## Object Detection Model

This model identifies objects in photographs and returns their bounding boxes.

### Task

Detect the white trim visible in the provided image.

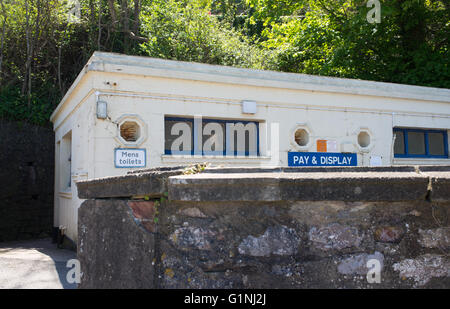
[95,91,450,119]
[393,158,450,165]
[161,154,272,165]
[88,52,450,103]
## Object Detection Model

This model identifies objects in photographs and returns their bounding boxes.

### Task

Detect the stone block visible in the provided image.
[374,226,405,243]
[337,252,384,275]
[418,228,450,249]
[309,223,362,251]
[170,227,216,251]
[77,199,156,288]
[77,168,183,199]
[393,254,450,287]
[128,201,156,220]
[238,225,300,257]
[168,171,430,202]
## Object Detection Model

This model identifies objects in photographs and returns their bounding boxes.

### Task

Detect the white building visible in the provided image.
[50,51,450,242]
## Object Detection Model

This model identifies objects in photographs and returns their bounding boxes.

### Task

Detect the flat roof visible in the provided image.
[51,51,450,122]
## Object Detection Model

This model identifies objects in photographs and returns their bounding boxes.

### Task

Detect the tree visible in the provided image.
[138,0,267,68]
[257,0,449,87]
[0,0,448,126]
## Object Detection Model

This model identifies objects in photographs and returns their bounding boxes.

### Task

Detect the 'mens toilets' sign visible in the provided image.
[115,148,146,168]
[164,116,260,156]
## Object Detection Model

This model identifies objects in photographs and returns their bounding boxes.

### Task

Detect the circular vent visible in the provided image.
[358,131,371,148]
[120,121,141,142]
[295,128,309,147]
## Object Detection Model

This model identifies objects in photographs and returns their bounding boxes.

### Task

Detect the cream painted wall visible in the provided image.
[52,58,450,242]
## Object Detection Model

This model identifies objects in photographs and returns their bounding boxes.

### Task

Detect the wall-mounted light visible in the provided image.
[242,100,257,114]
[96,100,108,119]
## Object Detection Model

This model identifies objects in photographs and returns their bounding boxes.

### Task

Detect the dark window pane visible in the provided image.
[202,121,225,154]
[228,122,258,155]
[164,119,193,154]
[394,131,405,155]
[428,132,445,156]
[408,132,425,155]
[164,117,260,156]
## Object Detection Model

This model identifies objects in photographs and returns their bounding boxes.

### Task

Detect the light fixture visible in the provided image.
[242,100,257,114]
[96,100,107,119]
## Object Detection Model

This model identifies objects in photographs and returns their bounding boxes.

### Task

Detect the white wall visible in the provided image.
[52,68,450,242]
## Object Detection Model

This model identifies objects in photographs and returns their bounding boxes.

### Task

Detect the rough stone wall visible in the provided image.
[0,120,54,242]
[78,200,156,289]
[160,200,449,288]
[78,198,450,288]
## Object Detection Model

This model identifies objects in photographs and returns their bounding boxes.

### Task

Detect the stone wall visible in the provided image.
[0,120,54,242]
[77,166,450,288]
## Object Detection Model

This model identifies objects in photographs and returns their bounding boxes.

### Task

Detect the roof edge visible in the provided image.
[51,51,450,123]
[88,52,450,103]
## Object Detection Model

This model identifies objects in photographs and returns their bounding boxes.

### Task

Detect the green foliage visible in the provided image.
[258,0,449,87]
[183,162,210,175]
[263,11,344,76]
[0,0,90,126]
[246,0,306,27]
[0,86,55,125]
[138,0,267,69]
[0,0,448,126]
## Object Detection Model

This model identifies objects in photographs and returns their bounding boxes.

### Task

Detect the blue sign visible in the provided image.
[288,152,357,167]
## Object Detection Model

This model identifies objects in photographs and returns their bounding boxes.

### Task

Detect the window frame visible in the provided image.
[393,128,448,159]
[164,116,260,156]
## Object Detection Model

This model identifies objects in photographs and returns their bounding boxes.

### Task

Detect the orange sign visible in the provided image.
[317,140,327,152]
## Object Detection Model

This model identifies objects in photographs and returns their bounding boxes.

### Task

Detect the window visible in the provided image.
[164,116,260,156]
[294,129,309,147]
[394,128,448,158]
[290,124,312,150]
[358,131,371,148]
[114,114,147,147]
[120,121,140,142]
[60,131,72,191]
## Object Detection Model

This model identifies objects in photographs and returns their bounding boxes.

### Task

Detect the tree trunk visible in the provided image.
[22,0,31,96]
[0,0,6,85]
[58,45,62,95]
[121,0,129,53]
[98,0,102,50]
[108,0,117,29]
[89,0,96,50]
[133,0,140,35]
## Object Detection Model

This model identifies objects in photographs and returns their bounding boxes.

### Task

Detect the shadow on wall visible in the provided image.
[0,120,55,242]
